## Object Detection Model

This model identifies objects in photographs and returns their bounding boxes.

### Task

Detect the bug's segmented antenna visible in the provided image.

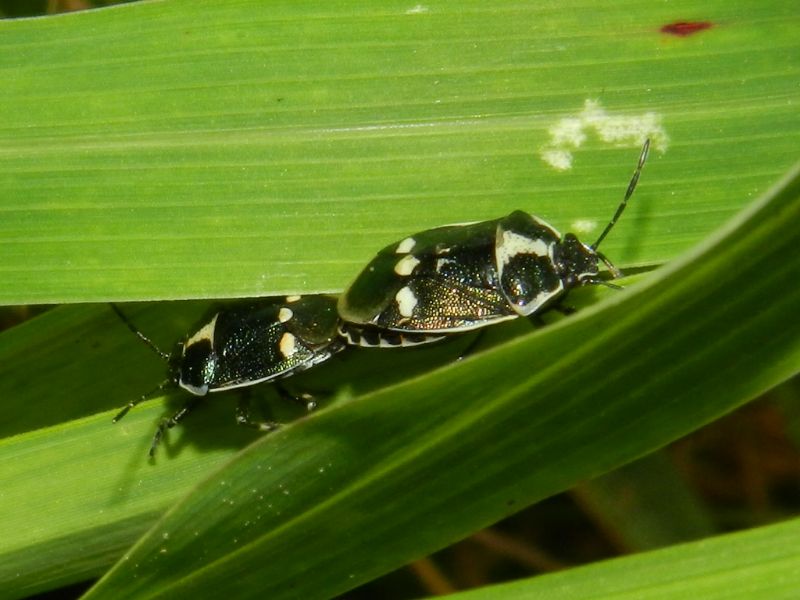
[110,304,175,427]
[110,303,170,362]
[591,138,650,251]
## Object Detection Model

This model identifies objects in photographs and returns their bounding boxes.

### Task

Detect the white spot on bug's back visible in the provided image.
[395,237,416,254]
[185,314,219,349]
[395,286,418,318]
[498,231,550,266]
[539,99,669,171]
[285,295,301,303]
[278,307,293,323]
[394,254,420,276]
[279,332,297,358]
[435,257,454,272]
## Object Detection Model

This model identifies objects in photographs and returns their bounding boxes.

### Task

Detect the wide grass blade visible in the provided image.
[75,166,800,599]
[443,516,800,600]
[1,2,798,598]
[1,0,798,303]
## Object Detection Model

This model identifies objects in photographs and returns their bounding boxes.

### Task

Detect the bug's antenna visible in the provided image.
[110,303,171,362]
[591,138,650,250]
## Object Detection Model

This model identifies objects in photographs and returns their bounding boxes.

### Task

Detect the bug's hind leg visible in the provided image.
[525,305,574,329]
[235,394,281,432]
[526,313,549,328]
[457,330,487,361]
[274,382,318,412]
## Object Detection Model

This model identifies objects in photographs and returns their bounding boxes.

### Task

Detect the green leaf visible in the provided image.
[1,0,798,303]
[0,405,238,599]
[71,166,799,599]
[441,516,800,600]
[1,2,798,599]
[0,300,486,598]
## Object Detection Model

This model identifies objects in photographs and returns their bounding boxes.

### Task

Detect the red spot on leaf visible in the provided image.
[660,21,713,37]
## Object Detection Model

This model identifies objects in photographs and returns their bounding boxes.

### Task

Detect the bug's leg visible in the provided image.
[457,330,487,361]
[113,379,170,423]
[274,382,318,412]
[526,314,548,328]
[599,280,624,291]
[235,395,281,432]
[555,305,577,316]
[149,396,199,457]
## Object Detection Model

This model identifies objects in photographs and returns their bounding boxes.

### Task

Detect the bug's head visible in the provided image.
[556,233,625,288]
[174,313,222,396]
[555,233,605,288]
[177,337,216,396]
[558,139,651,288]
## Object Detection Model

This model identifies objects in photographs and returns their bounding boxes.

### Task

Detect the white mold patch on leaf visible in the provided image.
[570,219,598,235]
[540,100,668,170]
[406,5,429,14]
[540,149,574,171]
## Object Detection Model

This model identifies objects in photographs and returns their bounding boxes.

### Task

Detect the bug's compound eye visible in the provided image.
[555,233,600,287]
[178,339,215,396]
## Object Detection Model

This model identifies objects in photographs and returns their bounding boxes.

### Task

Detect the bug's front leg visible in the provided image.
[149,396,200,457]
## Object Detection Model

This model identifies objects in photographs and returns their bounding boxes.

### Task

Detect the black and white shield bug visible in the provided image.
[112,295,343,455]
[338,140,649,346]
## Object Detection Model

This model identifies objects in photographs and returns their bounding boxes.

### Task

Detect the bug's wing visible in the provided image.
[284,295,340,346]
[340,218,517,333]
[211,304,317,389]
[372,272,517,332]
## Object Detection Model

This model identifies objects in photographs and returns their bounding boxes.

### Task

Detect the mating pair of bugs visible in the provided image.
[114,140,650,455]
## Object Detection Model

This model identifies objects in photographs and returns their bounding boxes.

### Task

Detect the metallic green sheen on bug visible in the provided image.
[176,295,342,395]
[338,141,650,347]
[112,295,343,456]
